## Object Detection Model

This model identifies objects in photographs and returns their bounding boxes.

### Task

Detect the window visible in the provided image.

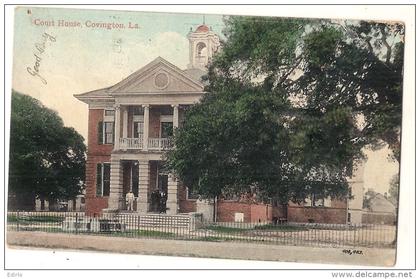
[196,42,207,57]
[96,163,110,197]
[98,121,115,144]
[186,187,199,200]
[104,122,114,144]
[133,121,144,138]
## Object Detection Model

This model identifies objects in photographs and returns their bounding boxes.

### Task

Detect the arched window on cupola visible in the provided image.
[196,42,207,57]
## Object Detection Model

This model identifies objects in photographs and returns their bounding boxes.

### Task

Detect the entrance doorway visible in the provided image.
[122,160,139,211]
[150,162,168,213]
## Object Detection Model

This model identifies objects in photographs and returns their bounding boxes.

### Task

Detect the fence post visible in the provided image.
[75,212,79,235]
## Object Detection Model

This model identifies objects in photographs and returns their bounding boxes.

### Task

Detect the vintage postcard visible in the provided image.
[5,5,412,270]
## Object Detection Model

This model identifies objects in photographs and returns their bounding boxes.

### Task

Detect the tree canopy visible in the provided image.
[166,17,403,203]
[9,91,86,210]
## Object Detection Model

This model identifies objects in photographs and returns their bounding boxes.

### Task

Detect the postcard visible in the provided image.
[5,5,412,269]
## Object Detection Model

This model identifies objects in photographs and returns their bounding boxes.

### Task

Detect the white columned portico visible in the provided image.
[172,104,179,129]
[107,156,124,211]
[137,160,150,213]
[142,105,149,151]
[113,104,121,150]
[166,173,179,215]
[122,106,128,138]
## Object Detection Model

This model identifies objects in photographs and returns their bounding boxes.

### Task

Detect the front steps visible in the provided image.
[114,212,202,231]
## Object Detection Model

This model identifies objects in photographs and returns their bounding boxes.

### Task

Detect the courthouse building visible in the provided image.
[75,24,364,224]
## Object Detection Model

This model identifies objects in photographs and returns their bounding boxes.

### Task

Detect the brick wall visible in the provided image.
[178,185,197,213]
[149,108,160,138]
[287,206,347,224]
[85,109,112,215]
[250,204,272,223]
[217,201,252,222]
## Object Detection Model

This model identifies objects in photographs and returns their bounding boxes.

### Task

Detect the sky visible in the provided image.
[11,7,399,195]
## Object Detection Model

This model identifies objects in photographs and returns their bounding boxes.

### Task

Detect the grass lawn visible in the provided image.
[205,224,308,233]
[7,215,65,223]
[204,226,251,233]
[254,224,309,231]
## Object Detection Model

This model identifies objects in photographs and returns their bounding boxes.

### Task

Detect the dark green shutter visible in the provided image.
[103,163,111,196]
[98,121,103,144]
[96,164,103,196]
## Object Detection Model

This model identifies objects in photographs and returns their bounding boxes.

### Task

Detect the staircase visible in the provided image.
[114,212,201,231]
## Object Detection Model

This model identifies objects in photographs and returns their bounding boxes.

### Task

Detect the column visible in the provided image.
[137,160,150,213]
[166,173,179,215]
[142,105,149,151]
[113,104,121,150]
[107,156,124,211]
[122,106,128,138]
[172,104,179,129]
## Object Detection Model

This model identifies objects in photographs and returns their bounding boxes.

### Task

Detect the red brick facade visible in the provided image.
[287,199,347,224]
[84,109,350,223]
[178,185,197,213]
[85,109,112,216]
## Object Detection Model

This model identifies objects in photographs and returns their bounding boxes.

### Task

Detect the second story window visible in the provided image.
[97,109,115,145]
[97,121,114,144]
[133,121,144,138]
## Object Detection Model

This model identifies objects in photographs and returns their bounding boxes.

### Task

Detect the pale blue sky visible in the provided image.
[13,6,224,138]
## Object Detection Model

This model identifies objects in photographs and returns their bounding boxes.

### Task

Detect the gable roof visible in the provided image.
[108,57,204,93]
[74,86,113,102]
[74,57,205,103]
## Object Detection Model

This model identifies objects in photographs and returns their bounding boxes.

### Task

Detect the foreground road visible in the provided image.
[7,231,396,267]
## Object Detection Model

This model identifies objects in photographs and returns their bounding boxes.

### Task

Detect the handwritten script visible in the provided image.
[342,249,363,255]
[27,32,56,85]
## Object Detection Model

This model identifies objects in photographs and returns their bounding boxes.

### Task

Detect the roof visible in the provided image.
[196,24,209,33]
[74,56,206,103]
[73,86,113,100]
[183,68,207,82]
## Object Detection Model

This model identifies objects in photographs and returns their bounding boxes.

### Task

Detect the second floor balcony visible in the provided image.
[108,104,183,152]
[119,137,172,151]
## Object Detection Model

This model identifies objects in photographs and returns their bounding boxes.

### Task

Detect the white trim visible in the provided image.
[153,71,170,90]
[97,162,111,197]
[133,115,144,122]
[103,108,115,122]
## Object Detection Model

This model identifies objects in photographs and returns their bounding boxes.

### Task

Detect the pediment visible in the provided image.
[108,57,204,94]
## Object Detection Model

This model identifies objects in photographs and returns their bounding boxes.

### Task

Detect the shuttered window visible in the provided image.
[104,122,114,144]
[103,163,110,196]
[97,121,103,144]
[96,163,111,197]
[96,164,103,196]
[98,121,114,145]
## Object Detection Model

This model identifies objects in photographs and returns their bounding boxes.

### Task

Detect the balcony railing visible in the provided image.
[119,137,172,151]
[148,138,172,150]
[119,138,143,149]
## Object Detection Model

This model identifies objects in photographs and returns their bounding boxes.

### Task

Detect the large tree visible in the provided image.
[166,17,403,203]
[9,91,86,210]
